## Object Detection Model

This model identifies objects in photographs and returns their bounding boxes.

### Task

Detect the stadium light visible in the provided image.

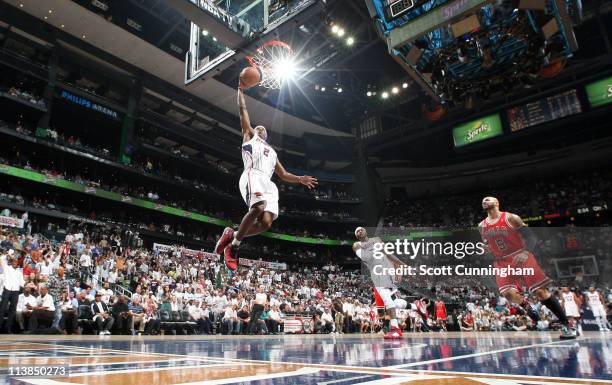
[274,58,297,81]
[402,82,408,89]
[382,92,389,99]
[331,25,339,33]
[337,87,343,93]
[392,87,399,94]
[321,87,326,92]
[337,28,345,37]
[202,30,209,36]
[367,91,372,97]
[347,37,354,46]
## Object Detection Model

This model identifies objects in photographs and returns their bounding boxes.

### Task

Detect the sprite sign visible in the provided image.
[586,76,612,108]
[453,114,503,147]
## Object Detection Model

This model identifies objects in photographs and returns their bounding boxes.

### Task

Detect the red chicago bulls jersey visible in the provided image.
[480,211,525,259]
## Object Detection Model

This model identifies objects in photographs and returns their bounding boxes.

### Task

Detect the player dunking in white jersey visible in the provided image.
[215,86,317,271]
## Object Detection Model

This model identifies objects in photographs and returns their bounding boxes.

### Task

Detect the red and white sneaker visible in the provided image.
[383,327,403,340]
[215,227,234,256]
[224,245,239,271]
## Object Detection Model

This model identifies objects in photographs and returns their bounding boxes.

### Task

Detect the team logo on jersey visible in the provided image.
[482,227,509,237]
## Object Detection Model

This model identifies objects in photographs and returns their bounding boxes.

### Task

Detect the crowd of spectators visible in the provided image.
[4,86,46,109]
[281,185,361,203]
[0,224,373,335]
[384,169,612,228]
[0,145,355,238]
[0,191,350,264]
[0,129,360,237]
[0,217,609,336]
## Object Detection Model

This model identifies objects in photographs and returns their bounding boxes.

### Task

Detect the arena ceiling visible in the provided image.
[3,0,355,138]
[3,0,611,149]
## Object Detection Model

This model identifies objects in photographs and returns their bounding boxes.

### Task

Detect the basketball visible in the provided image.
[240,66,260,89]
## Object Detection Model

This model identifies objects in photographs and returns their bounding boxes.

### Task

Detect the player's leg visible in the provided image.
[496,261,524,304]
[377,288,402,339]
[234,202,267,241]
[521,252,573,337]
[564,302,581,334]
[535,287,569,326]
[592,305,607,331]
[242,211,274,237]
[501,287,523,304]
[234,179,278,239]
[216,173,264,256]
[219,201,265,271]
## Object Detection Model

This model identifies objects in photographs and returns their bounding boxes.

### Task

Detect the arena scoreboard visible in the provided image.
[507,89,583,132]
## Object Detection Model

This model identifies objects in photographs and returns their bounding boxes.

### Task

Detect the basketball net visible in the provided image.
[247,40,293,89]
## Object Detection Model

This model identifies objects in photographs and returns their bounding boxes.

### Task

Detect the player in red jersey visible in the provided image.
[479,196,576,339]
[434,298,447,331]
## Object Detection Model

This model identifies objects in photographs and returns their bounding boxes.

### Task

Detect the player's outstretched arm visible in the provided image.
[507,213,526,228]
[237,87,255,143]
[274,161,318,189]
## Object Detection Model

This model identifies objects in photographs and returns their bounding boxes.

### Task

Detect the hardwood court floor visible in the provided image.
[1,332,611,384]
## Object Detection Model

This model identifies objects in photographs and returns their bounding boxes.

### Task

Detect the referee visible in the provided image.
[0,249,25,333]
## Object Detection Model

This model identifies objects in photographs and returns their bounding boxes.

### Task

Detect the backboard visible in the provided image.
[181,0,322,85]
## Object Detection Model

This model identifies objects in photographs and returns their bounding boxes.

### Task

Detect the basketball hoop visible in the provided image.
[247,40,294,89]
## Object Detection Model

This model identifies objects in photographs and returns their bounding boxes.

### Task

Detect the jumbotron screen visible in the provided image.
[452,114,503,147]
[586,75,612,108]
[507,89,583,132]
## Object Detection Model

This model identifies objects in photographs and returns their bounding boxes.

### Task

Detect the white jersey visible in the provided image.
[562,291,580,317]
[587,291,603,307]
[355,237,396,288]
[562,292,576,304]
[242,135,277,179]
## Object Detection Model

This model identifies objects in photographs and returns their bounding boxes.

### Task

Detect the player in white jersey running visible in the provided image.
[353,227,408,339]
[586,286,610,331]
[215,86,317,271]
[560,287,582,335]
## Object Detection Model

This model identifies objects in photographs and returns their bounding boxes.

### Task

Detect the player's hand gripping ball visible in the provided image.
[239,66,261,89]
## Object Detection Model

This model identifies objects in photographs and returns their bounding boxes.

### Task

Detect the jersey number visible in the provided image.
[495,238,507,250]
[263,148,270,156]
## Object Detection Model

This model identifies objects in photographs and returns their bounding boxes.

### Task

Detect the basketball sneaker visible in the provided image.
[224,245,238,271]
[383,326,402,339]
[559,325,577,339]
[215,227,234,255]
